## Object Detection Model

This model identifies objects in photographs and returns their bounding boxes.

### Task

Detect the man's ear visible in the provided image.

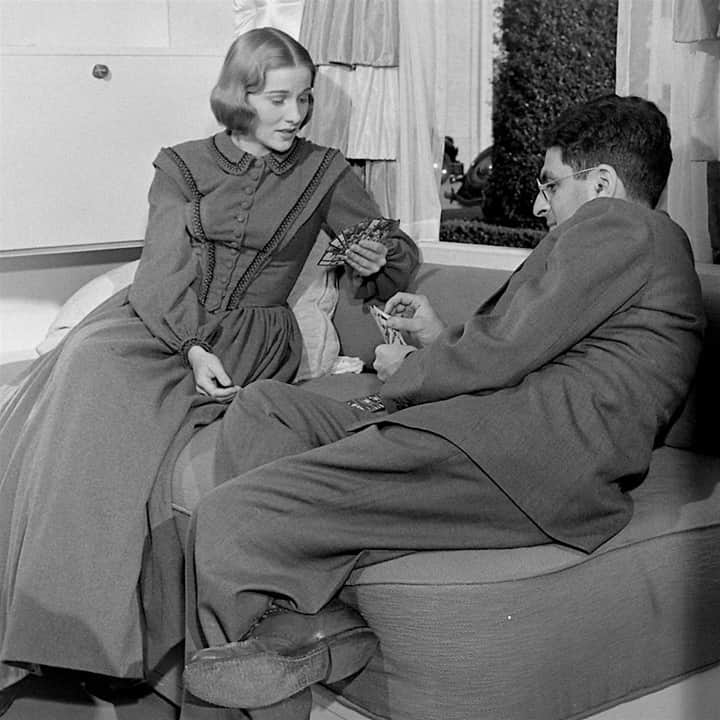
[593,164,624,199]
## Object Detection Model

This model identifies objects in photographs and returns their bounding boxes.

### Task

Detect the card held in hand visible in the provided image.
[369,305,407,345]
[317,217,399,267]
[316,237,348,267]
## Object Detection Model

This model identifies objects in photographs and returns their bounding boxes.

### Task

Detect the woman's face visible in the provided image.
[240,66,313,155]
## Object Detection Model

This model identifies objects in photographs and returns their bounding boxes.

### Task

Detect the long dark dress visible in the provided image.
[0,132,418,688]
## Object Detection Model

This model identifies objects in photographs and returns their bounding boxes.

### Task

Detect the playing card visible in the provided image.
[316,246,347,266]
[317,217,399,266]
[337,217,399,250]
[369,305,407,345]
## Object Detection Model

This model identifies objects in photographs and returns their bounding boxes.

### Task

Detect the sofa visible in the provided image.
[2,257,719,720]
[170,260,720,720]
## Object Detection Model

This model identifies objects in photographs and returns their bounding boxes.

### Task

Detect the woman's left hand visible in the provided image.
[344,239,387,277]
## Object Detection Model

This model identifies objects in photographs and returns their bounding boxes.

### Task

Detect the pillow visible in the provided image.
[35,261,140,355]
[36,241,341,381]
[288,232,341,380]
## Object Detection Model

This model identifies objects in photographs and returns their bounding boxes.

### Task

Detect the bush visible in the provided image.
[439,218,544,248]
[483,0,618,229]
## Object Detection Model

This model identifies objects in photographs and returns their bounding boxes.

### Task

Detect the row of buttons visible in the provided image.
[233,162,263,239]
[205,161,265,309]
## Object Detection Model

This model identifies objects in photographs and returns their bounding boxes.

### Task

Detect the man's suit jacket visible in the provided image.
[370,198,705,552]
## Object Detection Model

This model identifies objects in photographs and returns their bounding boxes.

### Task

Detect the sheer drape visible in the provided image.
[232,0,447,242]
[616,0,720,262]
[233,0,304,35]
[396,0,446,242]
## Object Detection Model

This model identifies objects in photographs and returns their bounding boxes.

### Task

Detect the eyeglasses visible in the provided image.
[535,166,601,203]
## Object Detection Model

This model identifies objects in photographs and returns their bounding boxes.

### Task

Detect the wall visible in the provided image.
[0,247,142,363]
[0,0,231,363]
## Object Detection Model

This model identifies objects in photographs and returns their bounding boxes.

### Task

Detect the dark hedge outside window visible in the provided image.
[440,0,618,248]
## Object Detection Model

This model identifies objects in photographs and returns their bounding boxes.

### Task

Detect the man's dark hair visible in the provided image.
[543,94,672,208]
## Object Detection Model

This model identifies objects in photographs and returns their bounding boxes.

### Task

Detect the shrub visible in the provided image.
[439,218,544,248]
[482,0,618,229]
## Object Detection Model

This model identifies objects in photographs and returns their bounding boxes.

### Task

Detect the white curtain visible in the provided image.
[616,0,720,262]
[233,0,304,36]
[396,0,447,243]
[232,0,448,244]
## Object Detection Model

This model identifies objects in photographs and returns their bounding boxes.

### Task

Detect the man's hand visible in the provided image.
[344,239,387,277]
[187,346,240,401]
[384,292,446,347]
[373,343,417,382]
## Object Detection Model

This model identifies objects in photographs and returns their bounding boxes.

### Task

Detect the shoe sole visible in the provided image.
[184,627,378,709]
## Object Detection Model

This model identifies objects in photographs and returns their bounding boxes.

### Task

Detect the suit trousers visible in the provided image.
[186,379,550,656]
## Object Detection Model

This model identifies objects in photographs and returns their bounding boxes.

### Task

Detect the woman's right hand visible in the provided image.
[187,345,240,401]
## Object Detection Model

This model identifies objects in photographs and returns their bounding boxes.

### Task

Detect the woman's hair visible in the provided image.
[211,27,316,133]
[543,94,672,208]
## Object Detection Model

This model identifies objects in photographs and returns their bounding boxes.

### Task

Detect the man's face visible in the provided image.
[533,147,598,229]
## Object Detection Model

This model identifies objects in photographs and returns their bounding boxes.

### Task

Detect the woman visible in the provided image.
[0,27,418,705]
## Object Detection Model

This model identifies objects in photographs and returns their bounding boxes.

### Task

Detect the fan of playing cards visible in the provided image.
[369,305,407,345]
[317,217,400,267]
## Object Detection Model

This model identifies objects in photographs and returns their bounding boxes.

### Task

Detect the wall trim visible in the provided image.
[419,240,529,270]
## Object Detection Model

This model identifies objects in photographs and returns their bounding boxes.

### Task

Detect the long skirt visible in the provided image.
[0,291,301,688]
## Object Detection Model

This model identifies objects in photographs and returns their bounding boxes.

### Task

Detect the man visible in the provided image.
[181,95,705,720]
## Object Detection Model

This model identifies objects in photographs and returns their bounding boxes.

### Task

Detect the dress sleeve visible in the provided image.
[380,201,652,411]
[128,154,214,359]
[323,167,419,300]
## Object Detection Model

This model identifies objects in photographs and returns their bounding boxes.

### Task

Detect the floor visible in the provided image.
[5,665,720,720]
[5,666,720,720]
[2,671,177,720]
[0,673,362,720]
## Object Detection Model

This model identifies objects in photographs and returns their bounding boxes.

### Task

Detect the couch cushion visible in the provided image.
[336,446,720,720]
[332,263,509,365]
[662,263,720,455]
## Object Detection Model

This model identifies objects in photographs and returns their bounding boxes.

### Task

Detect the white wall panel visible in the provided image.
[0,53,221,252]
[0,0,169,48]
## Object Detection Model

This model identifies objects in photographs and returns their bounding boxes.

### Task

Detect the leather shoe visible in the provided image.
[80,674,151,704]
[183,600,378,709]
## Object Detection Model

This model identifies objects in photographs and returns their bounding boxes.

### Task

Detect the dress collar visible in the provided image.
[210,131,303,176]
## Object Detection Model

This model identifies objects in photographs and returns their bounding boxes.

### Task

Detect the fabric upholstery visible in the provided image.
[332,263,509,365]
[337,448,720,720]
[170,260,720,720]
[662,264,720,454]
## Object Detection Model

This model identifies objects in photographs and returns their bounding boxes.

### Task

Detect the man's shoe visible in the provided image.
[80,674,151,704]
[183,600,378,709]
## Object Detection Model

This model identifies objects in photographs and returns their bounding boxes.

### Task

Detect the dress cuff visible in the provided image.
[181,338,213,367]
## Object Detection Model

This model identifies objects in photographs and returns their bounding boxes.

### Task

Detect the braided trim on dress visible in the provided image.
[209,137,254,175]
[226,148,338,309]
[209,136,302,176]
[162,148,209,243]
[264,140,303,175]
[161,147,214,306]
[199,244,216,307]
